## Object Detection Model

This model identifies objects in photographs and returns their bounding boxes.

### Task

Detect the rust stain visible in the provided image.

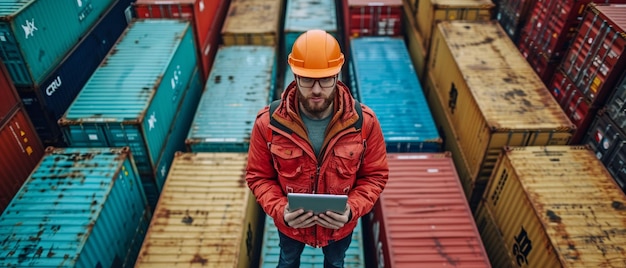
[190,254,208,265]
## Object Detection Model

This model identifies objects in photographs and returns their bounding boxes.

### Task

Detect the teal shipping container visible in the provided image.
[186,45,276,152]
[153,67,204,192]
[0,0,117,87]
[259,214,366,267]
[0,147,151,267]
[59,19,197,178]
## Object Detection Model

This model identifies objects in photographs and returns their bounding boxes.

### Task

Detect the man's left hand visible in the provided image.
[316,203,351,230]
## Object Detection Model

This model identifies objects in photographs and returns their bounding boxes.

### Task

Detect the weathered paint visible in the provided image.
[482,145,626,267]
[0,60,20,124]
[351,37,442,152]
[366,152,491,267]
[186,45,276,152]
[135,152,263,268]
[0,147,150,267]
[221,0,283,46]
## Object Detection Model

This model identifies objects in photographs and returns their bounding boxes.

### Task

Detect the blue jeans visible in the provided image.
[277,231,353,268]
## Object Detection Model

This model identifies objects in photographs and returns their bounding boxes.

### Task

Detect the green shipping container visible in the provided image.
[0,0,117,87]
[59,19,197,178]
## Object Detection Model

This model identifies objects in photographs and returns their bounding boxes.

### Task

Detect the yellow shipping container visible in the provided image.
[415,0,494,52]
[134,152,263,268]
[403,0,428,80]
[221,0,283,46]
[425,21,574,209]
[474,200,518,268]
[482,145,626,267]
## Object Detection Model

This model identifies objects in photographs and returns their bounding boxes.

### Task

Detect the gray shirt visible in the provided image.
[301,113,332,157]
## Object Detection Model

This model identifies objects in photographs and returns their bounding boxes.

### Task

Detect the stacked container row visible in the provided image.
[424,20,574,210]
[350,36,442,153]
[476,146,626,267]
[365,152,491,267]
[0,147,151,267]
[220,0,284,46]
[13,0,134,146]
[185,45,276,152]
[135,152,263,267]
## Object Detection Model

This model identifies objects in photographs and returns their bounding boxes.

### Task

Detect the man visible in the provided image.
[246,29,389,268]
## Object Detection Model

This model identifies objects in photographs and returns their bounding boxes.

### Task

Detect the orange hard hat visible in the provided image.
[288,29,344,78]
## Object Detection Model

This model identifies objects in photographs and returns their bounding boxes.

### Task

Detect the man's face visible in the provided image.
[296,75,337,117]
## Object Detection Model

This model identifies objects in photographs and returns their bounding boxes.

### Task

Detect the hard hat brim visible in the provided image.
[289,64,343,78]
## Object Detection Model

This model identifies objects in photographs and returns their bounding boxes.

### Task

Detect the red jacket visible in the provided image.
[246,81,389,247]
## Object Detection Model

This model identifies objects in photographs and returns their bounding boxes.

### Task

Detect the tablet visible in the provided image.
[287,193,348,215]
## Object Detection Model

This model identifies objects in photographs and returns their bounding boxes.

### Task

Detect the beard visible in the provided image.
[297,87,336,117]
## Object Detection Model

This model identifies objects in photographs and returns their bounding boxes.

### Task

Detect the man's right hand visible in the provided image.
[284,205,316,228]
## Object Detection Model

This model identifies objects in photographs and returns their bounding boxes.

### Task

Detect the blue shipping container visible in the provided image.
[259,214,366,267]
[17,0,133,146]
[0,147,150,267]
[351,37,442,152]
[186,45,276,152]
[59,19,197,177]
[0,0,117,87]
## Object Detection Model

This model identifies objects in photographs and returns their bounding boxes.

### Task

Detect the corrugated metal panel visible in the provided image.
[17,0,132,146]
[283,0,338,64]
[606,72,626,134]
[221,0,283,46]
[583,113,626,192]
[415,0,494,51]
[495,0,536,43]
[346,0,404,36]
[186,45,276,152]
[0,0,117,87]
[153,67,204,191]
[0,60,20,124]
[351,37,442,153]
[483,145,626,267]
[426,21,574,209]
[367,152,491,267]
[0,147,150,267]
[0,107,44,215]
[259,214,365,267]
[59,19,197,176]
[135,152,263,268]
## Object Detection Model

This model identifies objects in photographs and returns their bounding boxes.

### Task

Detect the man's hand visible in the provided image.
[316,203,351,230]
[284,205,316,228]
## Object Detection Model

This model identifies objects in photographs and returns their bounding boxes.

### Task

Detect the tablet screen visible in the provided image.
[287,193,348,214]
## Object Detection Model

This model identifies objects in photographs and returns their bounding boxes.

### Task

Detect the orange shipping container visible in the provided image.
[365,152,491,267]
[134,152,263,267]
[481,145,626,267]
[0,107,45,214]
[425,20,575,210]
[0,60,21,124]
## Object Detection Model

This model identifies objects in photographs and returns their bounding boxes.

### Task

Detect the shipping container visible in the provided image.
[0,147,151,267]
[402,0,428,81]
[364,152,491,267]
[133,0,229,81]
[0,60,20,124]
[153,67,204,191]
[186,45,276,152]
[134,152,263,268]
[548,69,592,143]
[0,0,117,87]
[259,214,365,267]
[351,37,442,153]
[341,0,403,38]
[425,21,574,210]
[0,107,44,215]
[473,200,517,268]
[494,0,536,43]
[583,113,626,192]
[480,145,626,267]
[59,19,197,178]
[221,0,284,46]
[16,0,133,146]
[605,72,626,134]
[560,3,626,107]
[414,0,494,52]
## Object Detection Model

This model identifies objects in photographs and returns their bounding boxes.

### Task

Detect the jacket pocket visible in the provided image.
[270,144,304,180]
[332,142,364,179]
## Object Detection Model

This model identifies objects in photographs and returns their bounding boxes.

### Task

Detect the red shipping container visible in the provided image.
[365,152,491,267]
[0,107,45,214]
[0,61,21,124]
[560,3,626,105]
[133,0,229,81]
[549,69,594,143]
[342,0,403,38]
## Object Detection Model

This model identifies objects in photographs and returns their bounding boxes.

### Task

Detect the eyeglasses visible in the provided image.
[297,76,336,88]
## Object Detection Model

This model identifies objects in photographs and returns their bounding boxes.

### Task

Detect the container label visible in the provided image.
[21,19,38,39]
[148,112,157,130]
[77,0,94,22]
[46,76,62,96]
[512,226,532,266]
